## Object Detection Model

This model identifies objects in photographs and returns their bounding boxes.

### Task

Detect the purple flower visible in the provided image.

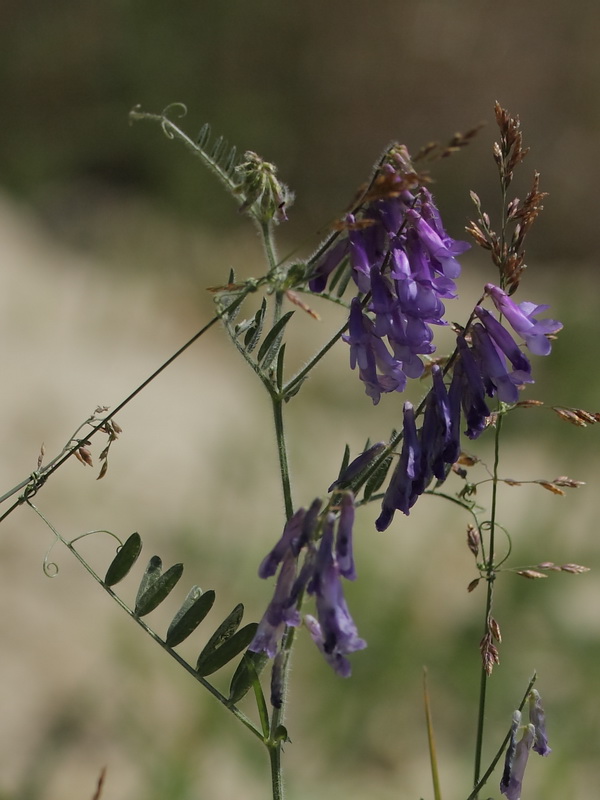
[474,306,532,378]
[335,493,356,580]
[304,614,353,677]
[376,402,422,530]
[529,689,551,756]
[258,507,307,578]
[407,207,468,280]
[307,514,366,671]
[343,297,408,404]
[485,283,562,356]
[348,215,385,292]
[500,721,535,800]
[452,335,491,439]
[249,552,302,658]
[308,239,349,293]
[419,365,458,487]
[470,323,522,404]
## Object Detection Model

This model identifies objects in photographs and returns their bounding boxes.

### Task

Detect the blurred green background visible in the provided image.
[1,3,599,799]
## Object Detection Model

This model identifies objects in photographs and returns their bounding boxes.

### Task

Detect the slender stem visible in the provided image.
[272,396,294,530]
[472,414,504,794]
[0,287,257,526]
[283,317,348,398]
[465,672,536,800]
[26,501,263,740]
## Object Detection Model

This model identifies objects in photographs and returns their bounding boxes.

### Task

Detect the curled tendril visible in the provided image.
[43,535,60,577]
[479,520,512,567]
[69,529,123,548]
[19,470,45,504]
[160,103,188,138]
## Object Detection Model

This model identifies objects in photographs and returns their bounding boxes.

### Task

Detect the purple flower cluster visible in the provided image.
[375,284,562,530]
[309,151,470,404]
[250,493,366,677]
[500,690,551,800]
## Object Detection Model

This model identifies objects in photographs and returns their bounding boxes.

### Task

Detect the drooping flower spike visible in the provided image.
[251,494,365,677]
[310,149,470,404]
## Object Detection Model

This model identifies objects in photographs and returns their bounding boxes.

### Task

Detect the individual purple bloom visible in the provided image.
[250,552,302,658]
[500,722,535,800]
[452,335,491,439]
[485,283,563,356]
[376,402,422,531]
[304,614,353,677]
[301,498,323,546]
[370,265,400,339]
[343,297,408,404]
[474,306,532,380]
[308,238,349,293]
[328,441,386,491]
[407,209,466,280]
[258,507,306,578]
[420,188,472,260]
[470,323,521,405]
[528,689,552,756]
[501,711,521,798]
[347,215,385,292]
[419,365,458,488]
[335,493,356,580]
[309,514,366,662]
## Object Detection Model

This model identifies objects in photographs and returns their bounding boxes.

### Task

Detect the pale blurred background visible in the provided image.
[1,3,600,799]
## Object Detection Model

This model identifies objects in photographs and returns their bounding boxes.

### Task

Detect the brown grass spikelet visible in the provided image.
[467,524,480,557]
[285,290,320,320]
[480,632,500,675]
[489,617,502,643]
[516,569,548,580]
[537,562,561,571]
[560,563,590,574]
[537,481,566,496]
[552,405,600,427]
[553,476,585,488]
[75,445,93,467]
[515,399,544,408]
[552,406,587,426]
[467,578,480,593]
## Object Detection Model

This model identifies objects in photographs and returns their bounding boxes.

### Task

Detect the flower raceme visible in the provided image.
[309,149,470,405]
[372,287,561,529]
[250,493,365,677]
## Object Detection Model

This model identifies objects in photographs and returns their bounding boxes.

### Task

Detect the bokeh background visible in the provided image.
[1,3,599,799]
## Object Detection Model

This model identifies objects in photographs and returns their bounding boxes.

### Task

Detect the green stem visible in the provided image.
[472,414,503,795]
[0,307,234,524]
[465,672,536,800]
[266,391,296,800]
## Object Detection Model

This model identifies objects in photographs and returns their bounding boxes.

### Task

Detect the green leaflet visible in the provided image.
[195,603,244,672]
[257,311,294,369]
[166,588,216,647]
[104,532,142,587]
[135,560,184,617]
[196,623,258,677]
[362,454,393,501]
[243,299,267,353]
[228,650,269,705]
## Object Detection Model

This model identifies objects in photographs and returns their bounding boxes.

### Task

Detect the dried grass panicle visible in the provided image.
[494,102,530,189]
[552,405,600,427]
[480,632,500,675]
